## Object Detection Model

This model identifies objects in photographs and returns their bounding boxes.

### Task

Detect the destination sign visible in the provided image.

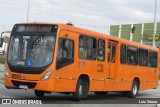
[26,26,52,32]
[13,24,58,33]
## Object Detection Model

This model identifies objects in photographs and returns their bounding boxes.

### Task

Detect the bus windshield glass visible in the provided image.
[8,24,58,68]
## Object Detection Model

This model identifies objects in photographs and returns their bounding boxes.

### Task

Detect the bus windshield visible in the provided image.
[8,34,56,67]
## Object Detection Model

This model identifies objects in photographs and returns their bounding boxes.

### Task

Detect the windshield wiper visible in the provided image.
[30,34,45,48]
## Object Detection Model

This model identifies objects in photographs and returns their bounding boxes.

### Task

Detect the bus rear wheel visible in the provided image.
[127,81,139,98]
[73,78,89,100]
[34,90,45,97]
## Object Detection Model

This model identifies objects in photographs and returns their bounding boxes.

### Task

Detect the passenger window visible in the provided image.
[79,35,96,60]
[56,38,74,69]
[149,51,157,68]
[139,49,148,66]
[120,44,126,64]
[79,36,87,59]
[87,37,96,60]
[97,39,105,61]
[127,46,138,65]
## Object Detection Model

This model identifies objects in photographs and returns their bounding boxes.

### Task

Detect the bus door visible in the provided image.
[107,41,117,79]
[148,51,159,82]
[55,31,77,92]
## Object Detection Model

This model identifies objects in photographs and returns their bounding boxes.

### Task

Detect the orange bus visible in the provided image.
[3,22,159,100]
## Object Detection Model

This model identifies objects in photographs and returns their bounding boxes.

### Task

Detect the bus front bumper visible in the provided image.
[4,76,56,92]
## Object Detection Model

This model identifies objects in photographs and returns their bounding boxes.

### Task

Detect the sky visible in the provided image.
[0,0,160,34]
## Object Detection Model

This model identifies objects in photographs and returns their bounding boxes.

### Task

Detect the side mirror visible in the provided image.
[0,31,11,47]
[0,32,4,47]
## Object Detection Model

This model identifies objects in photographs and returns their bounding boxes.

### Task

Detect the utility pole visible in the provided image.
[141,23,144,44]
[27,0,30,22]
[130,24,133,41]
[118,25,121,38]
[153,0,157,47]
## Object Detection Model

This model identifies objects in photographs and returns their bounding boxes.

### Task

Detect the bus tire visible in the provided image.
[127,81,139,98]
[73,78,89,101]
[34,90,45,97]
[94,92,107,96]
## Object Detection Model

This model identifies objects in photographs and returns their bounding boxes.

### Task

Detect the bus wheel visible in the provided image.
[34,90,45,97]
[73,78,89,100]
[127,81,139,98]
[94,92,107,96]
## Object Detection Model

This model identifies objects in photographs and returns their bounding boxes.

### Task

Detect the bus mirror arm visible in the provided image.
[0,31,11,47]
[0,32,4,47]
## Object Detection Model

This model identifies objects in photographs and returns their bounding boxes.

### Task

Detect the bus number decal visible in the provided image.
[97,64,104,72]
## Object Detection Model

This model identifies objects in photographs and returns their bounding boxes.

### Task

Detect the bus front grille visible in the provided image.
[11,80,37,89]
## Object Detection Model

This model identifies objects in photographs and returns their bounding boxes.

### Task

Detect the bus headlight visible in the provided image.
[4,67,10,78]
[40,70,53,81]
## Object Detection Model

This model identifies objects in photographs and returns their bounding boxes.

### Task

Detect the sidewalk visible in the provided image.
[0,71,4,78]
[0,63,4,71]
[0,71,4,84]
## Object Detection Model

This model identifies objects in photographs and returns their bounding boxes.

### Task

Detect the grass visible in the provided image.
[0,55,5,64]
[0,78,4,81]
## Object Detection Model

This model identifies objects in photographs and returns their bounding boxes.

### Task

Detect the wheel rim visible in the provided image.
[79,84,83,95]
[133,84,138,95]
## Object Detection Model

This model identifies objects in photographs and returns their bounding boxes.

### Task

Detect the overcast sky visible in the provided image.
[0,0,160,34]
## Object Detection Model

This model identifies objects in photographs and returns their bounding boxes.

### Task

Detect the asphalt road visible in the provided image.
[0,82,160,104]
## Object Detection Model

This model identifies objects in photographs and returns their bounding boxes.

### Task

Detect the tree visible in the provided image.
[3,36,9,43]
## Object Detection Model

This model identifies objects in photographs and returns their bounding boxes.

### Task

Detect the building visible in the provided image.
[109,22,160,47]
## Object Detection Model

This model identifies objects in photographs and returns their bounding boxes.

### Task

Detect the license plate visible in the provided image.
[19,85,28,89]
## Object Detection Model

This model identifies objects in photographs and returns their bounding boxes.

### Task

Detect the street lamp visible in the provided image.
[153,0,158,47]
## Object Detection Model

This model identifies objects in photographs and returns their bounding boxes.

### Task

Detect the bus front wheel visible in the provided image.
[73,78,89,100]
[34,90,45,97]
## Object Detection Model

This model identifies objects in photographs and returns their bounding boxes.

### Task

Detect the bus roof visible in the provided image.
[15,22,159,52]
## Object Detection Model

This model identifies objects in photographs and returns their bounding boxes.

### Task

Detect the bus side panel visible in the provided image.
[159,52,160,80]
[89,80,105,92]
[77,60,105,92]
[89,61,107,92]
[116,65,133,91]
[55,78,77,92]
[139,67,158,90]
[54,30,78,92]
[118,64,158,91]
[139,81,158,90]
